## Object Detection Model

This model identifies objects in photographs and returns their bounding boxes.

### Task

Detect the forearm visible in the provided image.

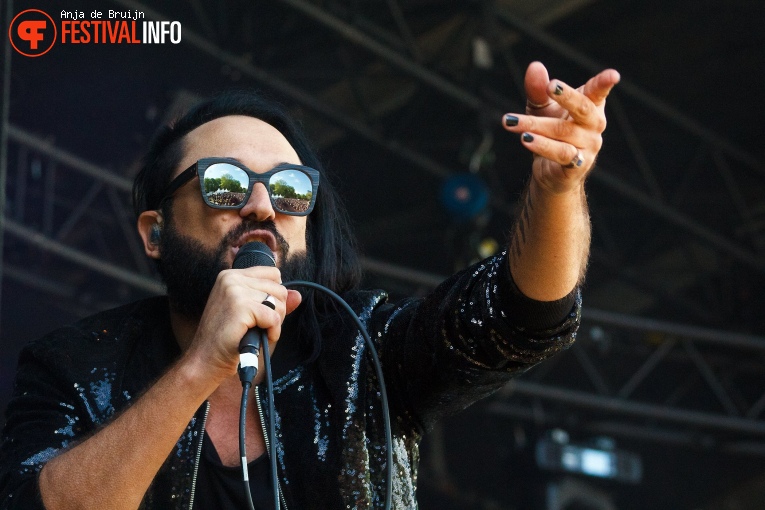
[508,177,590,301]
[38,356,218,510]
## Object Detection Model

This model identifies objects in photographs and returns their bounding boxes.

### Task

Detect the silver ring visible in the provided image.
[526,99,552,110]
[262,293,276,310]
[563,149,584,169]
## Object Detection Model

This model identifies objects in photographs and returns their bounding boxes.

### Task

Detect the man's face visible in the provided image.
[156,115,313,318]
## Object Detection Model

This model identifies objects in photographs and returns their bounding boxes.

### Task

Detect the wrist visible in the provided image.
[531,172,586,200]
[175,349,230,397]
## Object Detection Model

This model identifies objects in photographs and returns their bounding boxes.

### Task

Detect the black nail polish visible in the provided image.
[504,114,519,127]
[522,133,534,143]
[554,83,563,95]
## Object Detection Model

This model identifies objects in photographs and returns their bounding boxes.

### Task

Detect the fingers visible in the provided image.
[543,80,604,129]
[503,111,603,167]
[216,268,290,343]
[541,70,618,125]
[524,61,553,110]
[582,68,621,106]
[502,64,618,192]
[503,114,593,148]
[286,289,302,315]
[519,132,590,172]
[194,268,291,354]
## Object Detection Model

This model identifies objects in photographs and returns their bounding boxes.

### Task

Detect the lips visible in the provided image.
[231,229,279,264]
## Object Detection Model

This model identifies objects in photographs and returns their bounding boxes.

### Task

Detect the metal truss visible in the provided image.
[491,316,765,446]
[289,0,765,271]
[6,118,765,451]
[131,0,765,331]
[112,0,765,281]
[1,127,162,320]
[4,0,765,459]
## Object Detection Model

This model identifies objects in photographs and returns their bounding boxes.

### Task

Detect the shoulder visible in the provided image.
[19,296,171,364]
[341,289,388,315]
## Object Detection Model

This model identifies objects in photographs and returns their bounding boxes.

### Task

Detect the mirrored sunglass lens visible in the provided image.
[202,164,249,207]
[269,169,313,213]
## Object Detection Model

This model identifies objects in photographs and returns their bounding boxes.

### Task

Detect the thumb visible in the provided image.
[286,289,303,315]
[524,61,551,108]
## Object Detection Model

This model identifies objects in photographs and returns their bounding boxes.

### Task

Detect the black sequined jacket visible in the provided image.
[0,253,580,509]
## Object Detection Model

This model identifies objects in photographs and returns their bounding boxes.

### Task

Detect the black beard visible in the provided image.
[156,218,314,320]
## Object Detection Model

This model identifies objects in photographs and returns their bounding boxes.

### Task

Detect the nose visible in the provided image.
[239,183,276,222]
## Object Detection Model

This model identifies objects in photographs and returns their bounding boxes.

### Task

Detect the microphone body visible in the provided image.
[232,242,276,371]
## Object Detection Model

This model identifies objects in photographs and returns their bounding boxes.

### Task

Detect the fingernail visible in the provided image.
[554,83,564,95]
[522,133,534,143]
[504,114,519,127]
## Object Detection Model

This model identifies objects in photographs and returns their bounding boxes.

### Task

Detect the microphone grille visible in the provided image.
[233,241,276,269]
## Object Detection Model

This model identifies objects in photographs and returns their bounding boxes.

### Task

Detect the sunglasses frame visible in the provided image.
[159,157,320,216]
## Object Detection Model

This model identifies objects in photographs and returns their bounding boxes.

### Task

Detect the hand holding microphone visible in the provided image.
[233,242,278,383]
[181,240,302,389]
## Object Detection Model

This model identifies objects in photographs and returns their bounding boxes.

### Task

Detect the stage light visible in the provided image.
[440,173,489,221]
[536,430,642,484]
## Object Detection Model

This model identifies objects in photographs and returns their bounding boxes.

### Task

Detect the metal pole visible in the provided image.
[495,8,765,177]
[591,162,765,274]
[278,0,489,113]
[8,123,765,354]
[360,256,444,288]
[583,308,765,351]
[496,380,765,436]
[7,126,133,192]
[361,258,765,351]
[4,220,165,294]
[0,0,14,336]
[265,0,765,273]
[113,0,454,180]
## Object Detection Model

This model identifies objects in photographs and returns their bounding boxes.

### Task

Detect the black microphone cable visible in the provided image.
[237,280,393,510]
[233,242,278,510]
[285,281,393,510]
[261,317,281,510]
[238,378,256,510]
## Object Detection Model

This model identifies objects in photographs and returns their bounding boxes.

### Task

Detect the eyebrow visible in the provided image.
[227,159,296,170]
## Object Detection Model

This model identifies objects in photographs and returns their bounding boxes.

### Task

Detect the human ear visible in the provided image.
[137,211,163,259]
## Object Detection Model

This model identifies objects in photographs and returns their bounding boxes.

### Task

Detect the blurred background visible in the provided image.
[2,0,764,507]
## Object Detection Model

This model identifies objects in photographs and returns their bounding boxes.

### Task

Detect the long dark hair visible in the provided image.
[133,90,363,359]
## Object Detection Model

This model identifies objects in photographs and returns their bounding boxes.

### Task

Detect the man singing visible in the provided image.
[0,62,619,509]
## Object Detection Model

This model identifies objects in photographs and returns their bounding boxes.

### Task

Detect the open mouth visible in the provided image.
[231,230,280,264]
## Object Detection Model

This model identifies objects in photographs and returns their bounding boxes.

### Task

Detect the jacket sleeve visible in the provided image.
[0,331,91,510]
[369,251,580,434]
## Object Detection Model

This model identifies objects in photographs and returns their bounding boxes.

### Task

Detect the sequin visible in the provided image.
[2,253,580,509]
[54,415,78,437]
[21,447,59,467]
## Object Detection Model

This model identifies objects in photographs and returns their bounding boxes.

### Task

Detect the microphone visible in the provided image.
[233,241,276,381]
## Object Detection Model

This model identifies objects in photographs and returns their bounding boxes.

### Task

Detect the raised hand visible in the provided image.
[503,61,620,194]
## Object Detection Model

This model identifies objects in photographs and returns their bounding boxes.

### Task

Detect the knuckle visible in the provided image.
[552,121,572,139]
[273,285,288,299]
[269,326,282,343]
[576,101,592,118]
[557,145,571,162]
[221,282,240,300]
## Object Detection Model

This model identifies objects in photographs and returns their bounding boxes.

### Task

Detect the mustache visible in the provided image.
[221,219,290,257]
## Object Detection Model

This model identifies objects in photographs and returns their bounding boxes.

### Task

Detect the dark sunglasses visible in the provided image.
[158,157,320,216]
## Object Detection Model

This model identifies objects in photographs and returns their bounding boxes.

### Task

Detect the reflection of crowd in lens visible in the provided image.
[207,192,246,206]
[274,197,309,213]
